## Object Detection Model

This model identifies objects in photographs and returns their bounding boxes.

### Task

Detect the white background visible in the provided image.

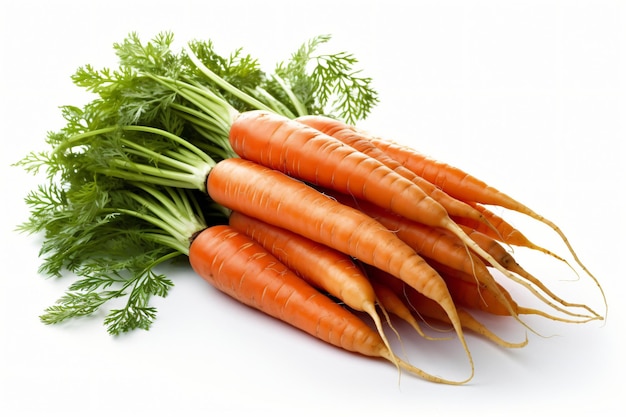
[1,1,624,416]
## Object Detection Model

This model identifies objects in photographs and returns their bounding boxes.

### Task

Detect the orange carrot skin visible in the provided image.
[370,280,415,323]
[369,136,508,206]
[296,114,486,222]
[227,211,376,313]
[332,192,488,283]
[453,203,535,248]
[330,191,524,319]
[437,267,517,316]
[189,225,386,357]
[295,114,434,187]
[448,280,514,316]
[460,226,518,269]
[206,158,471,358]
[367,266,456,323]
[422,256,512,313]
[228,110,451,230]
[369,267,527,348]
[207,159,447,305]
[369,132,608,316]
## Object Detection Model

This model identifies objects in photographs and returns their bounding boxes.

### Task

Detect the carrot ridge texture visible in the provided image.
[228,111,541,312]
[228,110,452,229]
[189,225,469,384]
[190,225,384,355]
[227,210,398,367]
[295,114,489,226]
[332,194,515,307]
[329,191,577,329]
[368,134,606,317]
[206,158,474,380]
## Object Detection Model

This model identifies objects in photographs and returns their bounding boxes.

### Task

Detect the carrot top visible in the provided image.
[15,32,377,334]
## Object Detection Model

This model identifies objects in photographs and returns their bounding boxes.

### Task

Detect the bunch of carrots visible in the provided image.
[17,33,605,384]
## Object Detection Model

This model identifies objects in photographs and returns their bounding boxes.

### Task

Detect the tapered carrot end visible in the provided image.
[361,301,401,373]
[456,309,528,349]
[506,202,608,321]
[378,349,474,386]
[516,305,603,324]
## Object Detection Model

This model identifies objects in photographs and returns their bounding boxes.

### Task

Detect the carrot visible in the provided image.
[189,224,470,384]
[367,134,606,316]
[460,226,601,318]
[228,110,451,228]
[206,157,474,378]
[227,210,397,360]
[228,110,540,307]
[335,192,597,325]
[329,192,527,319]
[367,266,528,349]
[369,279,439,340]
[361,195,596,321]
[296,114,489,226]
[453,202,569,262]
[294,115,600,319]
[431,260,596,324]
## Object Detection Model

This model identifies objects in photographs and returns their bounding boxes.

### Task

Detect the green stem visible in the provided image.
[169,103,232,138]
[53,126,119,154]
[141,235,190,257]
[101,159,210,192]
[130,183,206,245]
[146,74,236,137]
[123,125,216,165]
[247,86,297,118]
[54,125,216,189]
[108,187,204,252]
[113,205,186,247]
[119,140,203,174]
[270,74,308,116]
[184,45,275,113]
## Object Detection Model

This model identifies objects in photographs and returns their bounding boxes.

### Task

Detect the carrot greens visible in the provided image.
[36,183,207,334]
[16,32,377,334]
[267,34,378,123]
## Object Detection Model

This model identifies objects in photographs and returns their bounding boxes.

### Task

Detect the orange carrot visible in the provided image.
[368,266,527,348]
[369,279,434,340]
[206,157,474,378]
[228,110,536,305]
[334,193,596,323]
[229,110,451,228]
[364,196,594,321]
[330,192,523,318]
[460,226,600,318]
[430,260,595,324]
[453,202,567,261]
[296,114,489,225]
[367,134,606,316]
[227,210,396,357]
[189,224,469,384]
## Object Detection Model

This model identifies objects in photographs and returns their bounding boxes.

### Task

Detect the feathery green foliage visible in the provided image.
[15,32,378,334]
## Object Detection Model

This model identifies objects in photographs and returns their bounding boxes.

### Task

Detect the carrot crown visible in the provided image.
[16,32,377,335]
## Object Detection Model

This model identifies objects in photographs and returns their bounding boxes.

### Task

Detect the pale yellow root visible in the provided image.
[362,300,400,373]
[494,199,608,320]
[456,309,528,349]
[445,219,577,337]
[517,305,601,324]
[506,262,602,319]
[372,282,450,341]
[379,348,474,386]
[460,223,601,319]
